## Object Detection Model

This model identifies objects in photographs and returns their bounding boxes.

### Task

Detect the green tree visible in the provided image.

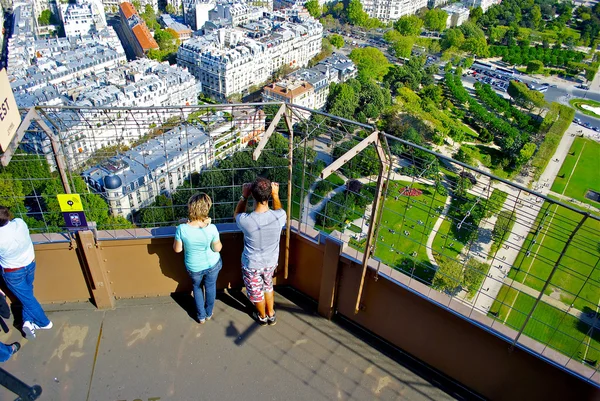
[38,10,53,26]
[531,5,542,30]
[423,9,448,32]
[305,0,322,18]
[420,84,443,105]
[329,34,344,48]
[347,0,368,26]
[349,47,390,81]
[392,35,415,58]
[470,6,483,23]
[165,4,176,14]
[326,82,359,119]
[516,142,536,166]
[394,15,423,36]
[432,259,464,294]
[0,173,24,210]
[441,28,465,50]
[526,60,544,74]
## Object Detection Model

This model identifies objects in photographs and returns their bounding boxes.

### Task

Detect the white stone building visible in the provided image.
[8,28,127,94]
[59,0,107,37]
[464,0,499,12]
[23,60,200,170]
[361,0,428,22]
[177,15,322,100]
[82,126,214,219]
[442,3,470,28]
[183,0,215,30]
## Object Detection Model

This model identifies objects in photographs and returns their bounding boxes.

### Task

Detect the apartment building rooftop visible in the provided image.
[83,125,210,193]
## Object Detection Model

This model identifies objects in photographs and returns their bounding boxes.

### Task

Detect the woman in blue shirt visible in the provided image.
[173,193,222,323]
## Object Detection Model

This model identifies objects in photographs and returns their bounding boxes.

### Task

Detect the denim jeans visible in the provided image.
[0,343,14,363]
[2,260,50,327]
[188,259,222,321]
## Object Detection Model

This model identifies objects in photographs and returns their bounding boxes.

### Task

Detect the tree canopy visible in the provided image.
[423,9,448,32]
[348,47,390,81]
[305,0,322,18]
[394,15,424,36]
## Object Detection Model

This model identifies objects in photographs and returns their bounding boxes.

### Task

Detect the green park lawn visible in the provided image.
[490,285,600,366]
[351,180,447,284]
[551,138,600,208]
[509,200,600,312]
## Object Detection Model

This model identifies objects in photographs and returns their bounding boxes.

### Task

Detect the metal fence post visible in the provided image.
[283,105,294,280]
[354,133,390,314]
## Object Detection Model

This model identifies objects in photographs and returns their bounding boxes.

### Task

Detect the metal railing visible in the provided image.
[2,103,600,385]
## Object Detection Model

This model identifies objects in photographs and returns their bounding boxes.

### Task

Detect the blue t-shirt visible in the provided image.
[175,223,221,272]
[236,209,286,270]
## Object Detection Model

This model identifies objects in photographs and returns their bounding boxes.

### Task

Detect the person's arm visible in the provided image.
[210,226,222,252]
[234,183,253,220]
[271,182,282,210]
[173,240,183,253]
[173,226,183,253]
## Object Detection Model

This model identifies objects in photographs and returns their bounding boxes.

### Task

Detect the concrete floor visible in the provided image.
[0,290,459,401]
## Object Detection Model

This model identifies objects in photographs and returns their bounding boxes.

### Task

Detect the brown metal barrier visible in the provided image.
[10,226,599,400]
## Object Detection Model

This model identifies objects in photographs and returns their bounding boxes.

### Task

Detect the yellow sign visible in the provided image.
[57,194,84,212]
[0,69,21,151]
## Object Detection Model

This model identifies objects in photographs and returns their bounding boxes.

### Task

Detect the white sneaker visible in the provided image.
[22,321,36,339]
[33,321,53,330]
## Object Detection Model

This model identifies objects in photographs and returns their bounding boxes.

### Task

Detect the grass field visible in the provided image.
[368,181,447,284]
[508,199,600,312]
[490,285,600,366]
[551,138,600,208]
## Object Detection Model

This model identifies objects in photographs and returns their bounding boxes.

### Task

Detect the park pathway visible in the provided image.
[472,122,581,313]
[547,191,600,214]
[425,195,452,267]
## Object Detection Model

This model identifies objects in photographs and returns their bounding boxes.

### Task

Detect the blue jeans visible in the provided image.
[187,259,222,321]
[2,260,50,327]
[0,343,14,363]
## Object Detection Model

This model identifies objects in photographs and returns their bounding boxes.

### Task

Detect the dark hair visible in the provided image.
[0,206,13,227]
[252,177,272,203]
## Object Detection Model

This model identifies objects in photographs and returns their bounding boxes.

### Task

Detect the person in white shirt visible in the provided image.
[0,207,52,339]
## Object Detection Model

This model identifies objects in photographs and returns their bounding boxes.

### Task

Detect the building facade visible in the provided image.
[177,14,322,100]
[59,0,107,37]
[265,53,357,114]
[82,126,214,219]
[361,0,428,21]
[442,3,470,28]
[119,2,159,58]
[160,14,193,41]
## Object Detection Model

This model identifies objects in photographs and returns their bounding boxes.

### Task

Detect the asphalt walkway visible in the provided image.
[0,291,459,401]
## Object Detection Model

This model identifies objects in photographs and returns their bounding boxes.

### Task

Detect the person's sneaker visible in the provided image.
[199,318,206,324]
[206,314,213,321]
[33,321,53,330]
[267,313,277,326]
[10,342,21,355]
[253,312,268,326]
[22,321,36,339]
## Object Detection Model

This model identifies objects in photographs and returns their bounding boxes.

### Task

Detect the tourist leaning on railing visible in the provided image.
[173,194,223,324]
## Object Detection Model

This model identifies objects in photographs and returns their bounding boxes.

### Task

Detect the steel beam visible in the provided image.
[320,131,379,179]
[252,103,286,161]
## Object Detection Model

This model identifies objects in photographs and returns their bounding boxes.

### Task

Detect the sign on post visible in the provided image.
[0,69,21,151]
[57,194,88,231]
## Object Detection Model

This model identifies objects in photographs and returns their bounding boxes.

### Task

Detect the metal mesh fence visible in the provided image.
[2,103,600,383]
